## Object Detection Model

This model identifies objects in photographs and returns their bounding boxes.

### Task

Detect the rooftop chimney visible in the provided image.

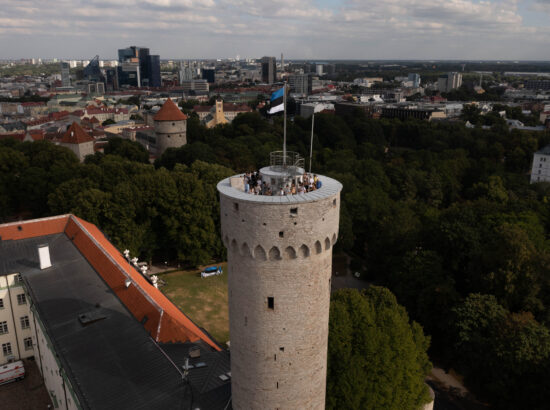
[38,244,52,270]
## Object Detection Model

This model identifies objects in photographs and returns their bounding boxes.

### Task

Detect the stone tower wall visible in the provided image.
[154,119,187,155]
[220,192,340,410]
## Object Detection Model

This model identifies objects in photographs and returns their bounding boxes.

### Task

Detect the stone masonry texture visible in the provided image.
[219,179,341,410]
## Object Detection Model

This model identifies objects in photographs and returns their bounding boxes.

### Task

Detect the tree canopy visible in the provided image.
[2,106,550,407]
[327,287,432,410]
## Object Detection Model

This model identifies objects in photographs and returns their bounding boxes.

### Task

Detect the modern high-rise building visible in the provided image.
[83,55,105,83]
[60,62,71,87]
[316,64,324,76]
[261,56,277,84]
[179,61,196,83]
[408,73,421,88]
[202,68,216,83]
[147,55,161,87]
[438,72,462,93]
[217,152,342,409]
[289,73,312,96]
[117,46,161,88]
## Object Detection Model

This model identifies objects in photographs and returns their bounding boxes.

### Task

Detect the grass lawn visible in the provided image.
[160,262,229,345]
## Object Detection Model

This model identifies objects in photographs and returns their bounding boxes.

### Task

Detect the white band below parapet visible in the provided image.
[217,173,342,204]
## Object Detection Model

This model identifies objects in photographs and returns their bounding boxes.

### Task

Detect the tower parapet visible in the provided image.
[218,161,342,409]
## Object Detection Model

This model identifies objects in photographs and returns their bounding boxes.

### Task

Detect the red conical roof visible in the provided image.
[153,98,188,121]
[61,122,94,144]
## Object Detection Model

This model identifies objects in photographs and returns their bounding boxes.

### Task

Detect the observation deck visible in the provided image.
[217,151,342,204]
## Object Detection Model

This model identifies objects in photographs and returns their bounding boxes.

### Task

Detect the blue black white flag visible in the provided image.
[268,87,285,114]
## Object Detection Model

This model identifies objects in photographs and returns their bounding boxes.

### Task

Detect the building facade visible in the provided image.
[60,62,71,87]
[218,162,342,409]
[530,145,550,183]
[58,122,95,162]
[438,72,462,93]
[408,73,421,88]
[117,46,161,88]
[0,273,34,364]
[261,56,277,84]
[289,74,312,96]
[0,215,229,409]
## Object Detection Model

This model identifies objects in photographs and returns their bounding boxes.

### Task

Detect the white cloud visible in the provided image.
[0,0,545,59]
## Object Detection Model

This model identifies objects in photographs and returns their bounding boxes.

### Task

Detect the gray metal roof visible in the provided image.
[217,173,342,204]
[0,233,231,410]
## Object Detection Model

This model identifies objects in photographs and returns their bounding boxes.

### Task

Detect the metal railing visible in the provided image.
[269,151,305,173]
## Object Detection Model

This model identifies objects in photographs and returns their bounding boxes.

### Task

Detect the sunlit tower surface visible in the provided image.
[217,152,342,409]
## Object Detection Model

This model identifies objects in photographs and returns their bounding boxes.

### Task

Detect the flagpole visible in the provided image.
[283,82,287,167]
[309,112,314,174]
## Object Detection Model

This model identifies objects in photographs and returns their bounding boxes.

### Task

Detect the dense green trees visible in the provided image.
[2,107,550,407]
[452,294,550,409]
[327,287,431,409]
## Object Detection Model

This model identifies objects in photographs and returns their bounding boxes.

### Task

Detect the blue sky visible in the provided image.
[0,0,548,60]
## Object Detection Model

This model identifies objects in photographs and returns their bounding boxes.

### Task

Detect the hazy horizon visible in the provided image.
[1,0,549,60]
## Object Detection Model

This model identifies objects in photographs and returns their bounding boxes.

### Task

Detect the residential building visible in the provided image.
[261,56,276,84]
[289,74,312,96]
[438,72,462,93]
[530,145,550,183]
[58,122,95,162]
[180,79,209,94]
[0,214,230,410]
[408,73,421,88]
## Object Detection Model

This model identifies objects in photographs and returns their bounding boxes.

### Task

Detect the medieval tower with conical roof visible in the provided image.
[153,98,187,156]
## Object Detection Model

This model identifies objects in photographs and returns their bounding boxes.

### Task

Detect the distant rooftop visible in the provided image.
[154,98,187,121]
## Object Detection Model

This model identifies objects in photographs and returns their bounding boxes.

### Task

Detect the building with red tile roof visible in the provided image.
[193,100,252,127]
[83,107,130,123]
[153,98,187,156]
[153,98,187,121]
[59,122,95,161]
[0,214,229,409]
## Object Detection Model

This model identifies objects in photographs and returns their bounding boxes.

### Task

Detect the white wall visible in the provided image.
[0,273,33,362]
[30,306,79,410]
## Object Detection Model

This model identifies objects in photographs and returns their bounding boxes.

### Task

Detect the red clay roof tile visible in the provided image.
[154,98,187,121]
[0,214,220,350]
[61,122,94,144]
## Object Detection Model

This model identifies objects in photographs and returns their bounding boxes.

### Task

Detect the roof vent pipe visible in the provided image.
[38,244,52,270]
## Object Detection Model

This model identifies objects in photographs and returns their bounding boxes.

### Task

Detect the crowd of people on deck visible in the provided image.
[243,171,322,196]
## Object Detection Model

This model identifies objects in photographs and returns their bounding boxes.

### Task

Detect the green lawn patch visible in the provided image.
[160,263,229,344]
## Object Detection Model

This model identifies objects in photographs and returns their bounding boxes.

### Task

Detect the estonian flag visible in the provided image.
[268,87,284,114]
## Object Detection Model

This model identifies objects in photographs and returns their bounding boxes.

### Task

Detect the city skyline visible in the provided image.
[1,0,549,60]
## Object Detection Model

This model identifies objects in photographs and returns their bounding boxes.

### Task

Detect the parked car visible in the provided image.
[201,266,223,278]
[0,360,25,385]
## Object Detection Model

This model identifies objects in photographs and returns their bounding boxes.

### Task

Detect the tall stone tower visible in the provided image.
[218,152,342,409]
[153,98,187,156]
